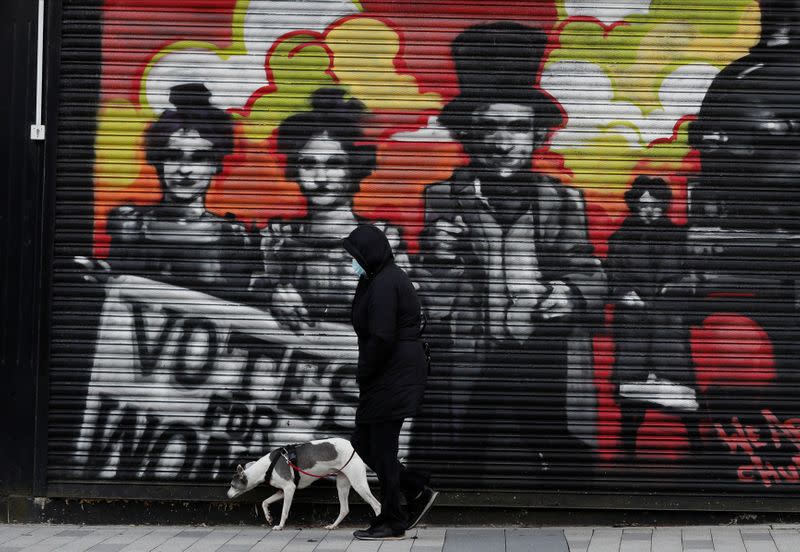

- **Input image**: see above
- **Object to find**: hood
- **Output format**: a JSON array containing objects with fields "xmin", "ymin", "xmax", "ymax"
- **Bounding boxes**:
[{"xmin": 343, "ymin": 224, "xmax": 394, "ymax": 277}]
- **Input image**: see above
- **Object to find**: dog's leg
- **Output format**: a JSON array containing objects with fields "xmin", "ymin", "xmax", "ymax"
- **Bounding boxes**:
[
  {"xmin": 261, "ymin": 490, "xmax": 284, "ymax": 527},
  {"xmin": 325, "ymin": 474, "xmax": 352, "ymax": 530},
  {"xmin": 344, "ymin": 458, "xmax": 382, "ymax": 517},
  {"xmin": 273, "ymin": 483, "xmax": 295, "ymax": 531}
]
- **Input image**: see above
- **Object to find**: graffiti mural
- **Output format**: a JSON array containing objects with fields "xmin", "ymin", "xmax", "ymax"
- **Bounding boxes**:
[{"xmin": 53, "ymin": 0, "xmax": 800, "ymax": 492}]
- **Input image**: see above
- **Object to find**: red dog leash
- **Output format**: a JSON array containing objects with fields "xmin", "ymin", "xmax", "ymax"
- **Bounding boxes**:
[{"xmin": 281, "ymin": 448, "xmax": 357, "ymax": 479}]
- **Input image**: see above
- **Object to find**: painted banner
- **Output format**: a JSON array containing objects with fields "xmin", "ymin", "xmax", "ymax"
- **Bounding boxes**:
[{"xmin": 76, "ymin": 275, "xmax": 358, "ymax": 480}]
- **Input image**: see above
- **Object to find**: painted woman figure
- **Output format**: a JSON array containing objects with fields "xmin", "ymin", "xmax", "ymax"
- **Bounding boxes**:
[
  {"xmin": 607, "ymin": 176, "xmax": 700, "ymax": 456},
  {"xmin": 107, "ymin": 83, "xmax": 255, "ymax": 299},
  {"xmin": 253, "ymin": 87, "xmax": 406, "ymax": 329}
]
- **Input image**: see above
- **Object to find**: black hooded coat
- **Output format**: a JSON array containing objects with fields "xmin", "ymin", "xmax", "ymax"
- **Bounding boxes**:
[{"xmin": 343, "ymin": 225, "xmax": 428, "ymax": 423}]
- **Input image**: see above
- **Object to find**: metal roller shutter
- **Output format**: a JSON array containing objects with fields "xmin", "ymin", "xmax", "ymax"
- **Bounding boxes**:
[{"xmin": 48, "ymin": 0, "xmax": 800, "ymax": 506}]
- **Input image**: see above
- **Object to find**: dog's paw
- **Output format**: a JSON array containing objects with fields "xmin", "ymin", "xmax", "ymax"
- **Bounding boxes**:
[
  {"xmin": 272, "ymin": 525, "xmax": 284, "ymax": 531},
  {"xmin": 324, "ymin": 524, "xmax": 339, "ymax": 530}
]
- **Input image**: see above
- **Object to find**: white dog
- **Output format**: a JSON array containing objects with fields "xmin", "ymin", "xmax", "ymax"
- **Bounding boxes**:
[{"xmin": 227, "ymin": 437, "xmax": 381, "ymax": 530}]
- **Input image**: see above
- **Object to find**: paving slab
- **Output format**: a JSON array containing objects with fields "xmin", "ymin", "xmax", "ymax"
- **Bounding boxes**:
[
  {"xmin": 587, "ymin": 528, "xmax": 623, "ymax": 552},
  {"xmin": 683, "ymin": 526, "xmax": 714, "ymax": 551},
  {"xmin": 281, "ymin": 529, "xmax": 329, "ymax": 552},
  {"xmin": 710, "ymin": 526, "xmax": 747, "ymax": 552},
  {"xmin": 183, "ymin": 527, "xmax": 239, "ymax": 552},
  {"xmin": 740, "ymin": 529, "xmax": 779, "ymax": 552},
  {"xmin": 0, "ymin": 525, "xmax": 38, "ymax": 546},
  {"xmin": 442, "ymin": 528, "xmax": 505, "ymax": 552},
  {"xmin": 376, "ymin": 535, "xmax": 415, "ymax": 552},
  {"xmin": 345, "ymin": 538, "xmax": 382, "ymax": 552},
  {"xmin": 18, "ymin": 534, "xmax": 86, "ymax": 552},
  {"xmin": 650, "ymin": 527, "xmax": 682, "ymax": 552},
  {"xmin": 249, "ymin": 529, "xmax": 299, "ymax": 552},
  {"xmin": 1, "ymin": 525, "xmax": 65, "ymax": 549},
  {"xmin": 564, "ymin": 527, "xmax": 592, "ymax": 552},
  {"xmin": 117, "ymin": 527, "xmax": 186, "ymax": 552},
  {"xmin": 313, "ymin": 530, "xmax": 353, "ymax": 552},
  {"xmin": 769, "ymin": 529, "xmax": 800, "ymax": 552},
  {"xmin": 221, "ymin": 527, "xmax": 274, "ymax": 551},
  {"xmin": 410, "ymin": 528, "xmax": 445, "ymax": 552},
  {"xmin": 152, "ymin": 529, "xmax": 207, "ymax": 552},
  {"xmin": 506, "ymin": 528, "xmax": 569, "ymax": 552},
  {"xmin": 620, "ymin": 528, "xmax": 652, "ymax": 552},
  {"xmin": 58, "ymin": 528, "xmax": 127, "ymax": 552},
  {"xmin": 88, "ymin": 526, "xmax": 156, "ymax": 549},
  {"xmin": 13, "ymin": 526, "xmax": 112, "ymax": 552}
]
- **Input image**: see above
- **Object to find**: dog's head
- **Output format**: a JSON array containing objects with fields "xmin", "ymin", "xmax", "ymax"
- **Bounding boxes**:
[
  {"xmin": 227, "ymin": 449, "xmax": 285, "ymax": 500},
  {"xmin": 227, "ymin": 463, "xmax": 253, "ymax": 499}
]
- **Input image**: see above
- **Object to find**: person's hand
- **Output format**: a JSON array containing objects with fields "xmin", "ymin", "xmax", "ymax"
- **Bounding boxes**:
[
  {"xmin": 621, "ymin": 290, "xmax": 645, "ymax": 308},
  {"xmin": 505, "ymin": 281, "xmax": 549, "ymax": 319},
  {"xmin": 429, "ymin": 215, "xmax": 467, "ymax": 261},
  {"xmin": 271, "ymin": 284, "xmax": 315, "ymax": 331},
  {"xmin": 505, "ymin": 284, "xmax": 548, "ymax": 341},
  {"xmin": 73, "ymin": 255, "xmax": 112, "ymax": 284},
  {"xmin": 540, "ymin": 281, "xmax": 574, "ymax": 320}
]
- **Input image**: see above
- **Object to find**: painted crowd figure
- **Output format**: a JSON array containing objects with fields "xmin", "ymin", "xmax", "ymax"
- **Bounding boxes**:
[
  {"xmin": 608, "ymin": 176, "xmax": 698, "ymax": 411},
  {"xmin": 688, "ymin": 0, "xmax": 800, "ymax": 232},
  {"xmin": 248, "ymin": 87, "xmax": 409, "ymax": 437},
  {"xmin": 252, "ymin": 87, "xmax": 407, "ymax": 328},
  {"xmin": 414, "ymin": 22, "xmax": 607, "ymax": 477},
  {"xmin": 684, "ymin": 0, "xmax": 800, "ymax": 411},
  {"xmin": 107, "ymin": 83, "xmax": 255, "ymax": 299},
  {"xmin": 606, "ymin": 176, "xmax": 700, "ymax": 458}
]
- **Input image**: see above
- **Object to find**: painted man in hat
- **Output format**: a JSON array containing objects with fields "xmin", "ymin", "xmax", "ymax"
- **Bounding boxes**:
[{"xmin": 414, "ymin": 22, "xmax": 606, "ymax": 472}]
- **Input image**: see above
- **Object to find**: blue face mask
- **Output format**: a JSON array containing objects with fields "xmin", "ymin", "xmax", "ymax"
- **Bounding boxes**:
[{"xmin": 351, "ymin": 258, "xmax": 367, "ymax": 278}]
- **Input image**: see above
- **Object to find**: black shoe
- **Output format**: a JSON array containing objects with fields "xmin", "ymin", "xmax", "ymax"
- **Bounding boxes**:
[
  {"xmin": 406, "ymin": 486, "xmax": 439, "ymax": 529},
  {"xmin": 353, "ymin": 524, "xmax": 405, "ymax": 540}
]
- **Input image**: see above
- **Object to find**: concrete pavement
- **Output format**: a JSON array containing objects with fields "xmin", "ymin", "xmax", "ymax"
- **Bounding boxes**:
[{"xmin": 2, "ymin": 523, "xmax": 800, "ymax": 551}]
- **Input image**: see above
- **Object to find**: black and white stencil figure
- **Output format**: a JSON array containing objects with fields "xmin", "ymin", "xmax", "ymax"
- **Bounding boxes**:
[
  {"xmin": 607, "ymin": 176, "xmax": 700, "ymax": 457},
  {"xmin": 687, "ymin": 0, "xmax": 800, "ymax": 389},
  {"xmin": 107, "ymin": 83, "xmax": 255, "ymax": 298},
  {"xmin": 253, "ymin": 87, "xmax": 407, "ymax": 328},
  {"xmin": 680, "ymin": 0, "xmax": 800, "ymax": 471},
  {"xmin": 609, "ymin": 176, "xmax": 697, "ymax": 410},
  {"xmin": 688, "ymin": 2, "xmax": 800, "ymax": 231},
  {"xmin": 414, "ymin": 22, "xmax": 607, "ymax": 478}
]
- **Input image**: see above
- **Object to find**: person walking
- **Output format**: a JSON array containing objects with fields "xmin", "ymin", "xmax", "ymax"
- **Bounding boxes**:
[{"xmin": 343, "ymin": 224, "xmax": 438, "ymax": 540}]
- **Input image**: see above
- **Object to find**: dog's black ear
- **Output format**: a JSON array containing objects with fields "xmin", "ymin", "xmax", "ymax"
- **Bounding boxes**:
[{"xmin": 236, "ymin": 464, "xmax": 244, "ymax": 475}]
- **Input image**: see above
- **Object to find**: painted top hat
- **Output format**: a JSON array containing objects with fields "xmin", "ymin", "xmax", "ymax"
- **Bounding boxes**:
[{"xmin": 439, "ymin": 21, "xmax": 564, "ymax": 141}]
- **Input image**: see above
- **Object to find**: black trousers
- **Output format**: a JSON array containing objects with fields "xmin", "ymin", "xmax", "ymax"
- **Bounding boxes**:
[
  {"xmin": 351, "ymin": 419, "xmax": 429, "ymax": 531},
  {"xmin": 479, "ymin": 329, "xmax": 579, "ymax": 475}
]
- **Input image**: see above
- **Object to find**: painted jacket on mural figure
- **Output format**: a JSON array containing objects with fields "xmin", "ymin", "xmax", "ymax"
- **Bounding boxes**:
[
  {"xmin": 343, "ymin": 225, "xmax": 428, "ymax": 423},
  {"xmin": 606, "ymin": 216, "xmax": 688, "ymax": 305},
  {"xmin": 251, "ymin": 217, "xmax": 410, "ymax": 322},
  {"xmin": 605, "ymin": 215, "xmax": 694, "ymax": 387},
  {"xmin": 107, "ymin": 204, "xmax": 256, "ymax": 298},
  {"xmin": 417, "ymin": 167, "xmax": 606, "ymax": 351},
  {"xmin": 416, "ymin": 167, "xmax": 607, "ymax": 446}
]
